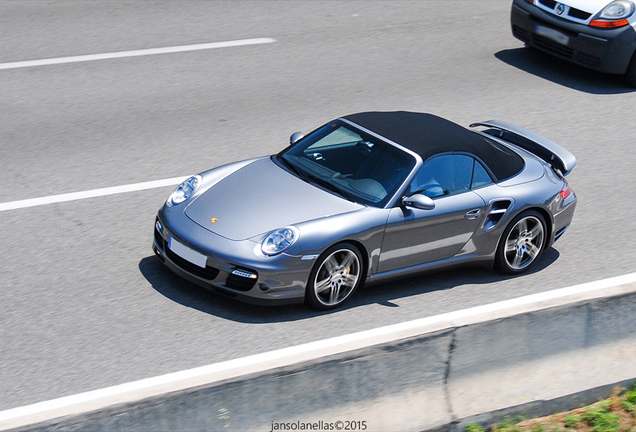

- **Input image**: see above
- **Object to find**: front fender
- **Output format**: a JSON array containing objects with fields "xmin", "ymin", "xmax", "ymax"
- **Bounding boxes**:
[{"xmin": 287, "ymin": 207, "xmax": 391, "ymax": 276}]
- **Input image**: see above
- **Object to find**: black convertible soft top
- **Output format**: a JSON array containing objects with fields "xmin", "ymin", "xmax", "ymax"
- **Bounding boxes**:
[{"xmin": 343, "ymin": 111, "xmax": 524, "ymax": 182}]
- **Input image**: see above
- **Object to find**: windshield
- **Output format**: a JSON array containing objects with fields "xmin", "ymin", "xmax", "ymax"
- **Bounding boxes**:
[{"xmin": 278, "ymin": 120, "xmax": 417, "ymax": 207}]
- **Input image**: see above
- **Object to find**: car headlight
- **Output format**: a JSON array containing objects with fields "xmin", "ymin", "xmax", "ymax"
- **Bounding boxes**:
[
  {"xmin": 590, "ymin": 0, "xmax": 634, "ymax": 26},
  {"xmin": 261, "ymin": 227, "xmax": 299, "ymax": 256},
  {"xmin": 599, "ymin": 0, "xmax": 634, "ymax": 18},
  {"xmin": 167, "ymin": 175, "xmax": 201, "ymax": 206}
]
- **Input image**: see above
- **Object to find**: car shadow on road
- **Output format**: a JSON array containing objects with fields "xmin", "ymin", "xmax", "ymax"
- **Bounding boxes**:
[
  {"xmin": 139, "ymin": 247, "xmax": 560, "ymax": 324},
  {"xmin": 495, "ymin": 47, "xmax": 635, "ymax": 94}
]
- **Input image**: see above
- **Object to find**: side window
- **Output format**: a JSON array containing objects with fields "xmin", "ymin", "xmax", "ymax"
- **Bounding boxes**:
[
  {"xmin": 409, "ymin": 154, "xmax": 473, "ymax": 198},
  {"xmin": 471, "ymin": 160, "xmax": 493, "ymax": 189}
]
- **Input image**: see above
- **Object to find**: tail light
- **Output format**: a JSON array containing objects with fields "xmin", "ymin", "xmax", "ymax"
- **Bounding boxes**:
[{"xmin": 559, "ymin": 180, "xmax": 572, "ymax": 199}]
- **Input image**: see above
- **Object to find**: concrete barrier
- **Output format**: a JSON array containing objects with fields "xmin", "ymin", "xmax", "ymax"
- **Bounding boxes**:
[{"xmin": 2, "ymin": 273, "xmax": 636, "ymax": 432}]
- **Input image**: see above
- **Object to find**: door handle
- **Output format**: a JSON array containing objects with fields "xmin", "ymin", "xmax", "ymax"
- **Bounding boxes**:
[{"xmin": 465, "ymin": 209, "xmax": 482, "ymax": 220}]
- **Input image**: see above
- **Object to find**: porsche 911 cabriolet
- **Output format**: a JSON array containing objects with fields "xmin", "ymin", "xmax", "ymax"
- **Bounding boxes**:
[{"xmin": 153, "ymin": 111, "xmax": 577, "ymax": 309}]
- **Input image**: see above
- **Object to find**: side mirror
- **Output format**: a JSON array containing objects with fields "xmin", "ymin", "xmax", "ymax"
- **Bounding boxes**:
[
  {"xmin": 402, "ymin": 194, "xmax": 435, "ymax": 210},
  {"xmin": 290, "ymin": 131, "xmax": 304, "ymax": 145}
]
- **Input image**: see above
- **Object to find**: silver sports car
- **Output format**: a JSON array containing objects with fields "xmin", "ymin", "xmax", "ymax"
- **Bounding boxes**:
[{"xmin": 153, "ymin": 112, "xmax": 577, "ymax": 310}]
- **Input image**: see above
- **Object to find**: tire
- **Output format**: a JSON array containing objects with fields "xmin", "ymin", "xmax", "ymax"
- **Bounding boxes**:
[
  {"xmin": 495, "ymin": 210, "xmax": 547, "ymax": 274},
  {"xmin": 625, "ymin": 51, "xmax": 636, "ymax": 88},
  {"xmin": 305, "ymin": 243, "xmax": 363, "ymax": 310}
]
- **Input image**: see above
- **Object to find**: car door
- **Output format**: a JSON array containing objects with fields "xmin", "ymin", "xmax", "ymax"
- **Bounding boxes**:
[{"xmin": 377, "ymin": 154, "xmax": 487, "ymax": 273}]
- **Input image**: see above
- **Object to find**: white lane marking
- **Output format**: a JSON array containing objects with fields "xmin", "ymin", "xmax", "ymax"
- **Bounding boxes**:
[
  {"xmin": 0, "ymin": 38, "xmax": 276, "ymax": 70},
  {"xmin": 0, "ymin": 176, "xmax": 188, "ymax": 212},
  {"xmin": 0, "ymin": 272, "xmax": 635, "ymax": 430}
]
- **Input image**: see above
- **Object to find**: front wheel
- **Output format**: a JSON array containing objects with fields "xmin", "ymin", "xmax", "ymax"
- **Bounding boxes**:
[
  {"xmin": 495, "ymin": 211, "xmax": 547, "ymax": 274},
  {"xmin": 305, "ymin": 243, "xmax": 363, "ymax": 310}
]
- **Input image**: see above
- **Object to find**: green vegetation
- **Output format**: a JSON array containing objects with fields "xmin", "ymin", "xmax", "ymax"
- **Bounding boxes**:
[
  {"xmin": 581, "ymin": 403, "xmax": 620, "ymax": 432},
  {"xmin": 465, "ymin": 384, "xmax": 636, "ymax": 432},
  {"xmin": 467, "ymin": 424, "xmax": 487, "ymax": 432},
  {"xmin": 564, "ymin": 415, "xmax": 581, "ymax": 429}
]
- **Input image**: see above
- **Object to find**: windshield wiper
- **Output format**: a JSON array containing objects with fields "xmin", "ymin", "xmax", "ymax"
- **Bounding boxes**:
[
  {"xmin": 277, "ymin": 156, "xmax": 307, "ymax": 179},
  {"xmin": 277, "ymin": 156, "xmax": 354, "ymax": 201},
  {"xmin": 305, "ymin": 173, "xmax": 353, "ymax": 201}
]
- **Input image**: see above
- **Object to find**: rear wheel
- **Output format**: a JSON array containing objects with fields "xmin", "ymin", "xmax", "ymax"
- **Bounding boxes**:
[
  {"xmin": 496, "ymin": 211, "xmax": 547, "ymax": 274},
  {"xmin": 305, "ymin": 243, "xmax": 363, "ymax": 310}
]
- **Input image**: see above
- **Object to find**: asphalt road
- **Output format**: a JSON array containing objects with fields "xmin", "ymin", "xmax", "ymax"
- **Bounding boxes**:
[{"xmin": 1, "ymin": 1, "xmax": 635, "ymax": 411}]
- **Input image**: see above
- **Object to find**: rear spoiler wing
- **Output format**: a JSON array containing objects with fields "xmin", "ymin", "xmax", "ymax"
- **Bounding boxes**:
[{"xmin": 470, "ymin": 120, "xmax": 576, "ymax": 176}]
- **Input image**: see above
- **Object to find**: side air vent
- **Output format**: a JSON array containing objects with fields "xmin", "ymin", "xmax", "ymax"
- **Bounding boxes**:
[{"xmin": 483, "ymin": 200, "xmax": 512, "ymax": 231}]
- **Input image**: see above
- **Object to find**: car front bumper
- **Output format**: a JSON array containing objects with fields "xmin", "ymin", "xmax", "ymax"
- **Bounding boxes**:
[
  {"xmin": 153, "ymin": 207, "xmax": 313, "ymax": 306},
  {"xmin": 511, "ymin": 0, "xmax": 636, "ymax": 74}
]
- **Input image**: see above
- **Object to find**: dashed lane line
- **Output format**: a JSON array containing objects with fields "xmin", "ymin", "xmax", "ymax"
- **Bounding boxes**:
[
  {"xmin": 0, "ymin": 38, "xmax": 276, "ymax": 70},
  {"xmin": 0, "ymin": 176, "xmax": 188, "ymax": 212}
]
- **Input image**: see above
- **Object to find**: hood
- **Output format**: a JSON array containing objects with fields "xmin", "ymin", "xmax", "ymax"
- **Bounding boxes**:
[{"xmin": 185, "ymin": 157, "xmax": 364, "ymax": 240}]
